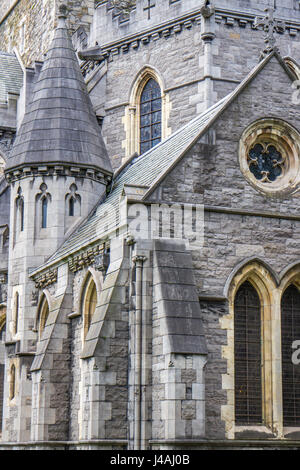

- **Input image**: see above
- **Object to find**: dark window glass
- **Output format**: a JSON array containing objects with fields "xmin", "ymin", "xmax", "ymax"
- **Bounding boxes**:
[
  {"xmin": 281, "ymin": 285, "xmax": 300, "ymax": 426},
  {"xmin": 42, "ymin": 198, "xmax": 48, "ymax": 229},
  {"xmin": 234, "ymin": 281, "xmax": 262, "ymax": 425},
  {"xmin": 14, "ymin": 292, "xmax": 19, "ymax": 334},
  {"xmin": 248, "ymin": 143, "xmax": 284, "ymax": 183},
  {"xmin": 69, "ymin": 197, "xmax": 75, "ymax": 217},
  {"xmin": 19, "ymin": 198, "xmax": 24, "ymax": 232},
  {"xmin": 140, "ymin": 78, "xmax": 162, "ymax": 154}
]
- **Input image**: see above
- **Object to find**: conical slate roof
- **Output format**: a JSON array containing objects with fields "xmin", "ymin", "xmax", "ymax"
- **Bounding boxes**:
[{"xmin": 5, "ymin": 6, "xmax": 112, "ymax": 176}]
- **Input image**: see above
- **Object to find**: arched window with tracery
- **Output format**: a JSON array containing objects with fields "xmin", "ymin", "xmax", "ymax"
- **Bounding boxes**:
[
  {"xmin": 65, "ymin": 184, "xmax": 81, "ymax": 218},
  {"xmin": 82, "ymin": 276, "xmax": 97, "ymax": 339},
  {"xmin": 281, "ymin": 284, "xmax": 300, "ymax": 426},
  {"xmin": 35, "ymin": 183, "xmax": 51, "ymax": 232},
  {"xmin": 234, "ymin": 281, "xmax": 262, "ymax": 425},
  {"xmin": 140, "ymin": 78, "xmax": 162, "ymax": 154}
]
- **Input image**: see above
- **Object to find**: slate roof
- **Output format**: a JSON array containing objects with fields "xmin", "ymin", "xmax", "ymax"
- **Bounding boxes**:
[
  {"xmin": 31, "ymin": 50, "xmax": 294, "ymax": 276},
  {"xmin": 0, "ymin": 51, "xmax": 23, "ymax": 105},
  {"xmin": 5, "ymin": 13, "xmax": 112, "ymax": 175},
  {"xmin": 32, "ymin": 94, "xmax": 230, "ymax": 274}
]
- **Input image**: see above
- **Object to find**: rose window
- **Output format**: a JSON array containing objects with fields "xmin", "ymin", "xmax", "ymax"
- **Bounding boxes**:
[
  {"xmin": 248, "ymin": 143, "xmax": 285, "ymax": 183},
  {"xmin": 239, "ymin": 119, "xmax": 300, "ymax": 196}
]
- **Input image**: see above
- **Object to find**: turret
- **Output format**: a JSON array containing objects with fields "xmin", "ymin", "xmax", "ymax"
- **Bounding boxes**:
[{"xmin": 2, "ymin": 4, "xmax": 112, "ymax": 442}]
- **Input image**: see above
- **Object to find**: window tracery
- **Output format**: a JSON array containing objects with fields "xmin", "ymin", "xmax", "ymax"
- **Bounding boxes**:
[{"xmin": 239, "ymin": 119, "xmax": 300, "ymax": 195}]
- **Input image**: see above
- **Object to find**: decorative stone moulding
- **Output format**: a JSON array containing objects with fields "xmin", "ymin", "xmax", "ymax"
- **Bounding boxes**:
[
  {"xmin": 239, "ymin": 119, "xmax": 300, "ymax": 197},
  {"xmin": 80, "ymin": 13, "xmax": 202, "ymax": 78},
  {"xmin": 5, "ymin": 164, "xmax": 112, "ymax": 184},
  {"xmin": 34, "ymin": 269, "xmax": 58, "ymax": 289},
  {"xmin": 68, "ymin": 243, "xmax": 107, "ymax": 273}
]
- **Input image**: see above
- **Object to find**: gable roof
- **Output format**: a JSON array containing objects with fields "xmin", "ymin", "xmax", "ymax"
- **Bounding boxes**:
[{"xmin": 30, "ymin": 51, "xmax": 295, "ymax": 276}]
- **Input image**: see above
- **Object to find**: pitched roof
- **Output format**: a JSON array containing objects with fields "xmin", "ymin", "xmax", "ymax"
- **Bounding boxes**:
[
  {"xmin": 0, "ymin": 51, "xmax": 23, "ymax": 105},
  {"xmin": 5, "ymin": 11, "xmax": 112, "ymax": 175},
  {"xmin": 31, "ymin": 95, "xmax": 230, "ymax": 274},
  {"xmin": 31, "ymin": 51, "xmax": 294, "ymax": 275}
]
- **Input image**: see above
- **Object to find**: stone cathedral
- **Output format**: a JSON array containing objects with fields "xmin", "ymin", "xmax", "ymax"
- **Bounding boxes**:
[{"xmin": 0, "ymin": 0, "xmax": 300, "ymax": 451}]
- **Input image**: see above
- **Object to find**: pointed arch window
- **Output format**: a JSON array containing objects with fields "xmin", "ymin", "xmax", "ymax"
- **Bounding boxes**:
[
  {"xmin": 140, "ymin": 78, "xmax": 162, "ymax": 154},
  {"xmin": 38, "ymin": 295, "xmax": 49, "ymax": 339},
  {"xmin": 281, "ymin": 284, "xmax": 300, "ymax": 427},
  {"xmin": 15, "ymin": 188, "xmax": 24, "ymax": 235},
  {"xmin": 82, "ymin": 276, "xmax": 97, "ymax": 339},
  {"xmin": 234, "ymin": 281, "xmax": 262, "ymax": 425},
  {"xmin": 36, "ymin": 184, "xmax": 51, "ymax": 232},
  {"xmin": 65, "ymin": 184, "xmax": 81, "ymax": 218}
]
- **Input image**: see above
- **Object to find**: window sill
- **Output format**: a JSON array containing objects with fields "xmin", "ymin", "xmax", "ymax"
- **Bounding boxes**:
[
  {"xmin": 234, "ymin": 426, "xmax": 276, "ymax": 440},
  {"xmin": 283, "ymin": 427, "xmax": 300, "ymax": 439}
]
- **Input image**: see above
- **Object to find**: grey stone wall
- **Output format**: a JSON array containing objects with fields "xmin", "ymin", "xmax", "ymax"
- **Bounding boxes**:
[
  {"xmin": 99, "ymin": 23, "xmax": 204, "ymax": 166},
  {"xmin": 0, "ymin": 0, "xmax": 94, "ymax": 66},
  {"xmin": 89, "ymin": 0, "xmax": 300, "ymax": 167},
  {"xmin": 147, "ymin": 54, "xmax": 300, "ymax": 438}
]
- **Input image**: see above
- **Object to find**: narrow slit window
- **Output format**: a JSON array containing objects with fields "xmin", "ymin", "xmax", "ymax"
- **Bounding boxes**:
[
  {"xmin": 19, "ymin": 198, "xmax": 24, "ymax": 232},
  {"xmin": 69, "ymin": 197, "xmax": 75, "ymax": 217},
  {"xmin": 42, "ymin": 197, "xmax": 48, "ymax": 228}
]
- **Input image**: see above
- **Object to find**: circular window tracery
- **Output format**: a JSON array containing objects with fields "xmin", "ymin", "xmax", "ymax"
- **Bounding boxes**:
[
  {"xmin": 248, "ymin": 142, "xmax": 284, "ymax": 183},
  {"xmin": 239, "ymin": 119, "xmax": 300, "ymax": 196}
]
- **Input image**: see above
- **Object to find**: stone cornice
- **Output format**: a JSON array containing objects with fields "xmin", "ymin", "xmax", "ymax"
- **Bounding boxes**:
[
  {"xmin": 30, "ymin": 242, "xmax": 109, "ymax": 288},
  {"xmin": 80, "ymin": 7, "xmax": 300, "ymax": 78},
  {"xmin": 81, "ymin": 8, "xmax": 202, "ymax": 77},
  {"xmin": 5, "ymin": 163, "xmax": 112, "ymax": 184},
  {"xmin": 33, "ymin": 269, "xmax": 58, "ymax": 289},
  {"xmin": 68, "ymin": 243, "xmax": 106, "ymax": 273}
]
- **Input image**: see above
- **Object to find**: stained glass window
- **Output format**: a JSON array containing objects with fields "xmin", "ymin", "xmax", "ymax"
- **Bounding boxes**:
[
  {"xmin": 248, "ymin": 142, "xmax": 284, "ymax": 183},
  {"xmin": 281, "ymin": 285, "xmax": 300, "ymax": 426},
  {"xmin": 140, "ymin": 78, "xmax": 162, "ymax": 154},
  {"xmin": 234, "ymin": 281, "xmax": 263, "ymax": 425}
]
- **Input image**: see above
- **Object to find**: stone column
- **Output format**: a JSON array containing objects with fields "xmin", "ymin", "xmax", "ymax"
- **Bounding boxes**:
[{"xmin": 132, "ymin": 254, "xmax": 147, "ymax": 450}]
